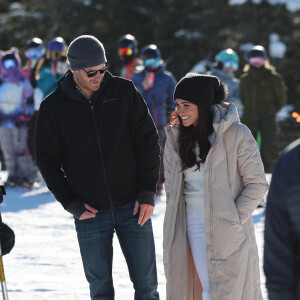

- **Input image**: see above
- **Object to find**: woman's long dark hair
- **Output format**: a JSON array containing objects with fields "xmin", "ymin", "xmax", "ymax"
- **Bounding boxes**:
[
  {"xmin": 170, "ymin": 108, "xmax": 213, "ymax": 171},
  {"xmin": 170, "ymin": 81, "xmax": 228, "ymax": 171}
]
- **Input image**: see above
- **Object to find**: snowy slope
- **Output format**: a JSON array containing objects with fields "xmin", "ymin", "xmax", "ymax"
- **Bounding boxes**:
[{"xmin": 0, "ymin": 174, "xmax": 271, "ymax": 299}]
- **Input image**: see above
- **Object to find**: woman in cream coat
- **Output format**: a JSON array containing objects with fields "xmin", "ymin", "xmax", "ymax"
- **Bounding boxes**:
[{"xmin": 163, "ymin": 73, "xmax": 268, "ymax": 300}]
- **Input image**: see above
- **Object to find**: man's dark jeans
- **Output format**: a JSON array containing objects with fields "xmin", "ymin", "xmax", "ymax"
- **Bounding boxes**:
[{"xmin": 74, "ymin": 200, "xmax": 159, "ymax": 300}]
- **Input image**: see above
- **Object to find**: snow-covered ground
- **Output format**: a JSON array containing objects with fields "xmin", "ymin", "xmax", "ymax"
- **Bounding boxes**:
[{"xmin": 0, "ymin": 173, "xmax": 271, "ymax": 299}]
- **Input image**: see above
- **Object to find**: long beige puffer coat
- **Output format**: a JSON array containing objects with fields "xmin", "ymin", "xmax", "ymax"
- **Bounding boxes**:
[{"xmin": 163, "ymin": 103, "xmax": 269, "ymax": 300}]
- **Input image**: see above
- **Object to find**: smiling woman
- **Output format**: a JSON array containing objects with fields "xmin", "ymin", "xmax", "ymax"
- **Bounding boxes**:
[
  {"xmin": 163, "ymin": 73, "xmax": 269, "ymax": 300},
  {"xmin": 175, "ymin": 99, "xmax": 199, "ymax": 127},
  {"xmin": 169, "ymin": 74, "xmax": 220, "ymax": 171}
]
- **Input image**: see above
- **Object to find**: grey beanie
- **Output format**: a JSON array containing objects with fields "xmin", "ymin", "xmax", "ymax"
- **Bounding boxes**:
[{"xmin": 67, "ymin": 35, "xmax": 107, "ymax": 70}]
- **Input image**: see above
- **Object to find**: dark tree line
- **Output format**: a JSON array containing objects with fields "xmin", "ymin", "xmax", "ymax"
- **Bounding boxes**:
[{"xmin": 0, "ymin": 0, "xmax": 299, "ymax": 109}]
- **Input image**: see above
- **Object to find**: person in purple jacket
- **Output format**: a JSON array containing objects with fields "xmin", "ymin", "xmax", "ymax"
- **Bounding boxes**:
[
  {"xmin": 0, "ymin": 49, "xmax": 36, "ymax": 188},
  {"xmin": 132, "ymin": 44, "xmax": 176, "ymax": 194}
]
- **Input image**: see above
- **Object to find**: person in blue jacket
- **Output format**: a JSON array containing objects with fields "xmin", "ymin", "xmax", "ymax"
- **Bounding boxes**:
[{"xmin": 132, "ymin": 44, "xmax": 176, "ymax": 194}]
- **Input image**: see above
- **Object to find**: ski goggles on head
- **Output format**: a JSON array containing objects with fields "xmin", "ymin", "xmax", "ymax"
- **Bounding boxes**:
[
  {"xmin": 82, "ymin": 66, "xmax": 109, "ymax": 78},
  {"xmin": 3, "ymin": 59, "xmax": 16, "ymax": 69},
  {"xmin": 223, "ymin": 61, "xmax": 238, "ymax": 71},
  {"xmin": 118, "ymin": 47, "xmax": 133, "ymax": 56},
  {"xmin": 26, "ymin": 49, "xmax": 42, "ymax": 60},
  {"xmin": 144, "ymin": 58, "xmax": 160, "ymax": 68},
  {"xmin": 249, "ymin": 57, "xmax": 266, "ymax": 67}
]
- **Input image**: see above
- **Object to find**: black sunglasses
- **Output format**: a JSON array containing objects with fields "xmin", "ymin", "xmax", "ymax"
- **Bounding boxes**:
[{"xmin": 82, "ymin": 66, "xmax": 109, "ymax": 78}]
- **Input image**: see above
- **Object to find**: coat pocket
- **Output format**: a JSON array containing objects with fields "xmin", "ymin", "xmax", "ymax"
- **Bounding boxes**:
[{"xmin": 212, "ymin": 216, "xmax": 246, "ymax": 260}]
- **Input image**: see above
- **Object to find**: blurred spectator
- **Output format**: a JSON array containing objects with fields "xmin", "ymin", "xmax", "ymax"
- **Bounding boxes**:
[
  {"xmin": 117, "ymin": 34, "xmax": 142, "ymax": 79},
  {"xmin": 0, "ymin": 48, "xmax": 36, "ymax": 188},
  {"xmin": 209, "ymin": 48, "xmax": 243, "ymax": 115},
  {"xmin": 131, "ymin": 44, "xmax": 176, "ymax": 194},
  {"xmin": 22, "ymin": 37, "xmax": 45, "ymax": 162},
  {"xmin": 264, "ymin": 138, "xmax": 300, "ymax": 299},
  {"xmin": 35, "ymin": 37, "xmax": 69, "ymax": 100},
  {"xmin": 22, "ymin": 37, "xmax": 45, "ymax": 83},
  {"xmin": 240, "ymin": 45, "xmax": 286, "ymax": 172}
]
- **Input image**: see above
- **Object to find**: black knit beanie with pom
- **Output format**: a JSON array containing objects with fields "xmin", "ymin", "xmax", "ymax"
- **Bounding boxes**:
[{"xmin": 173, "ymin": 73, "xmax": 228, "ymax": 111}]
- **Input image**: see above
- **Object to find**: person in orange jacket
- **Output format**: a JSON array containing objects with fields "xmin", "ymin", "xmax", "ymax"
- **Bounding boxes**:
[{"xmin": 117, "ymin": 34, "xmax": 142, "ymax": 79}]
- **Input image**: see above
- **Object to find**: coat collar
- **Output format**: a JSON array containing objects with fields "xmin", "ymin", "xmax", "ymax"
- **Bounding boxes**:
[
  {"xmin": 59, "ymin": 70, "xmax": 112, "ymax": 103},
  {"xmin": 212, "ymin": 103, "xmax": 240, "ymax": 141}
]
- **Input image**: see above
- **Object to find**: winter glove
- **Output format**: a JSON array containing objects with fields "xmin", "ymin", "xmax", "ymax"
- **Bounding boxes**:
[{"xmin": 0, "ymin": 223, "xmax": 15, "ymax": 255}]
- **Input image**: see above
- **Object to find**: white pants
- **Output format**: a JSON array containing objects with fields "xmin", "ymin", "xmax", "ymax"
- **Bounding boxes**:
[
  {"xmin": 0, "ymin": 127, "xmax": 36, "ymax": 182},
  {"xmin": 186, "ymin": 213, "xmax": 211, "ymax": 300}
]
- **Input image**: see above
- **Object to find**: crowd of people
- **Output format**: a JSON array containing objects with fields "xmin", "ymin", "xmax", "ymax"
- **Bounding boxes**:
[
  {"xmin": 0, "ymin": 36, "xmax": 69, "ymax": 188},
  {"xmin": 0, "ymin": 33, "xmax": 286, "ymax": 190},
  {"xmin": 0, "ymin": 32, "xmax": 296, "ymax": 300}
]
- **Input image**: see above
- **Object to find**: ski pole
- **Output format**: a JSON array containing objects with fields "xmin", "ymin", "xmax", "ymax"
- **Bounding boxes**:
[
  {"xmin": 256, "ymin": 130, "xmax": 261, "ymax": 152},
  {"xmin": 0, "ymin": 214, "xmax": 9, "ymax": 300},
  {"xmin": 0, "ymin": 163, "xmax": 9, "ymax": 299},
  {"xmin": 256, "ymin": 116, "xmax": 262, "ymax": 152}
]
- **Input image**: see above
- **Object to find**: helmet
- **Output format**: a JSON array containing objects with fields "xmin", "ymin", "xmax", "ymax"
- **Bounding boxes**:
[
  {"xmin": 215, "ymin": 48, "xmax": 239, "ymax": 71},
  {"xmin": 246, "ymin": 45, "xmax": 267, "ymax": 68},
  {"xmin": 25, "ymin": 37, "xmax": 45, "ymax": 60},
  {"xmin": 140, "ymin": 44, "xmax": 161, "ymax": 68},
  {"xmin": 46, "ymin": 37, "xmax": 67, "ymax": 60},
  {"xmin": 118, "ymin": 34, "xmax": 138, "ymax": 64},
  {"xmin": 26, "ymin": 37, "xmax": 44, "ymax": 51},
  {"xmin": 246, "ymin": 45, "xmax": 267, "ymax": 61}
]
